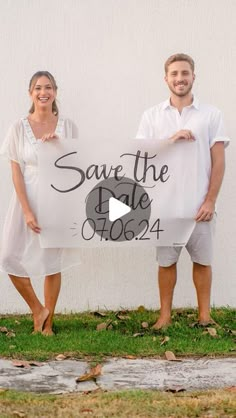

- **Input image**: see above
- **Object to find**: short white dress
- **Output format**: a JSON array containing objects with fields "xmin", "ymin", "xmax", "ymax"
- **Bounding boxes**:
[{"xmin": 0, "ymin": 117, "xmax": 81, "ymax": 277}]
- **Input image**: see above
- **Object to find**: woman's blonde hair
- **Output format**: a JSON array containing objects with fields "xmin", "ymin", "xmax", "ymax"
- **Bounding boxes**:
[{"xmin": 28, "ymin": 71, "xmax": 58, "ymax": 115}]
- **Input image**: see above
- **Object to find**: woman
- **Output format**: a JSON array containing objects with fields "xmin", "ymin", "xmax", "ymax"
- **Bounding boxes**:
[{"xmin": 0, "ymin": 71, "xmax": 80, "ymax": 335}]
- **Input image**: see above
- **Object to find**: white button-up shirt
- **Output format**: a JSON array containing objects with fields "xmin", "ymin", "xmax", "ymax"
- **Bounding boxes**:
[{"xmin": 136, "ymin": 96, "xmax": 230, "ymax": 210}]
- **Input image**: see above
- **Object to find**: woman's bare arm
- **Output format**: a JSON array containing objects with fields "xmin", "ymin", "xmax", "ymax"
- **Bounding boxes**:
[{"xmin": 11, "ymin": 161, "xmax": 41, "ymax": 233}]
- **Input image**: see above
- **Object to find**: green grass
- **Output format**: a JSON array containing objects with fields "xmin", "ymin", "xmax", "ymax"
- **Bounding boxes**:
[
  {"xmin": 0, "ymin": 308, "xmax": 235, "ymax": 361},
  {"xmin": 0, "ymin": 388, "xmax": 236, "ymax": 417}
]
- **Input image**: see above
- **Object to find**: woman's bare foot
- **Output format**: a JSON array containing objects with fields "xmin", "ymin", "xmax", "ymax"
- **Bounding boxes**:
[
  {"xmin": 152, "ymin": 317, "xmax": 172, "ymax": 330},
  {"xmin": 33, "ymin": 307, "xmax": 49, "ymax": 333},
  {"xmin": 42, "ymin": 313, "xmax": 55, "ymax": 336}
]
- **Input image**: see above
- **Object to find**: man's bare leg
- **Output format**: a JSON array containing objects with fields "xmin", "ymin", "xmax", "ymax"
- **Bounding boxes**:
[
  {"xmin": 42, "ymin": 272, "xmax": 61, "ymax": 335},
  {"xmin": 9, "ymin": 275, "xmax": 49, "ymax": 332},
  {"xmin": 152, "ymin": 263, "xmax": 177, "ymax": 329},
  {"xmin": 192, "ymin": 262, "xmax": 212, "ymax": 323}
]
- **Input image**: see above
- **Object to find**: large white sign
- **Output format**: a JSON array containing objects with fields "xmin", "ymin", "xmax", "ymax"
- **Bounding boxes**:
[{"xmin": 38, "ymin": 139, "xmax": 198, "ymax": 248}]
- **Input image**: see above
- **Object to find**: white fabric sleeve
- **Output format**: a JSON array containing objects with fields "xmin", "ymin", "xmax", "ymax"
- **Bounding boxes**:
[
  {"xmin": 63, "ymin": 118, "xmax": 78, "ymax": 139},
  {"xmin": 0, "ymin": 122, "xmax": 24, "ymax": 169},
  {"xmin": 136, "ymin": 111, "xmax": 154, "ymax": 139},
  {"xmin": 63, "ymin": 118, "xmax": 73, "ymax": 138},
  {"xmin": 209, "ymin": 110, "xmax": 230, "ymax": 148}
]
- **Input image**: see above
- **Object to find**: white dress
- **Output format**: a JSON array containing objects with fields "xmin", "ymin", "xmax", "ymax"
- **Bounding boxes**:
[{"xmin": 0, "ymin": 117, "xmax": 81, "ymax": 277}]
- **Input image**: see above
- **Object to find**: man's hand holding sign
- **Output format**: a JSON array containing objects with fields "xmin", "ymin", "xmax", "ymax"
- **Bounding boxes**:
[{"xmin": 169, "ymin": 129, "xmax": 195, "ymax": 143}]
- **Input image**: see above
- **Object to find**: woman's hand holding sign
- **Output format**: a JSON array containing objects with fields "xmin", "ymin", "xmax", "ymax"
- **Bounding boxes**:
[{"xmin": 41, "ymin": 133, "xmax": 59, "ymax": 142}]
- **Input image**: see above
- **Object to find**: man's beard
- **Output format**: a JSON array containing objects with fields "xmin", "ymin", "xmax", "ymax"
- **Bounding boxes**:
[{"xmin": 168, "ymin": 82, "xmax": 193, "ymax": 97}]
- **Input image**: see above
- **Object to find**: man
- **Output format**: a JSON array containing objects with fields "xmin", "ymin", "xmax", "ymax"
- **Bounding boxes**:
[{"xmin": 136, "ymin": 53, "xmax": 229, "ymax": 329}]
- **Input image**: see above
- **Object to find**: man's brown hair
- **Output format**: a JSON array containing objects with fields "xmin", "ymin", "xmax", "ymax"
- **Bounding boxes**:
[{"xmin": 164, "ymin": 53, "xmax": 195, "ymax": 74}]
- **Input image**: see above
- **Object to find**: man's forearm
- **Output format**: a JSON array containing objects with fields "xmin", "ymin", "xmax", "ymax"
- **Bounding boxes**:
[{"xmin": 205, "ymin": 142, "xmax": 225, "ymax": 204}]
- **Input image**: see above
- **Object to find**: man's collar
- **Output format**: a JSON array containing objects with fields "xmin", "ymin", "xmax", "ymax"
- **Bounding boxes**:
[{"xmin": 163, "ymin": 96, "xmax": 199, "ymax": 110}]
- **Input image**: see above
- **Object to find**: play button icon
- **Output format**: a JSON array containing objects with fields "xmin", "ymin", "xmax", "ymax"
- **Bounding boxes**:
[
  {"xmin": 109, "ymin": 197, "xmax": 131, "ymax": 222},
  {"xmin": 85, "ymin": 176, "xmax": 151, "ymax": 242}
]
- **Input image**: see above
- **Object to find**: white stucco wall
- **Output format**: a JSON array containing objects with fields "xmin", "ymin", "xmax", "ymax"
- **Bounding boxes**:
[{"xmin": 0, "ymin": 0, "xmax": 235, "ymax": 313}]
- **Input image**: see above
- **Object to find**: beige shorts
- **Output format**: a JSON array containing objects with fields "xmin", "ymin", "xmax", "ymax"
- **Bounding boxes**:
[{"xmin": 156, "ymin": 215, "xmax": 216, "ymax": 267}]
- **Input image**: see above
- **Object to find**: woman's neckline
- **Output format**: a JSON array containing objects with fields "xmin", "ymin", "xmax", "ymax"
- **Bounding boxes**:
[
  {"xmin": 23, "ymin": 116, "xmax": 62, "ymax": 143},
  {"xmin": 28, "ymin": 114, "xmax": 58, "ymax": 125}
]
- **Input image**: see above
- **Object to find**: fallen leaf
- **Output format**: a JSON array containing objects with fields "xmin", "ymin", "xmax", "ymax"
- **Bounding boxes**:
[
  {"xmin": 12, "ymin": 360, "xmax": 43, "ymax": 367},
  {"xmin": 89, "ymin": 364, "xmax": 102, "ymax": 377},
  {"xmin": 116, "ymin": 314, "xmax": 131, "ymax": 320},
  {"xmin": 12, "ymin": 411, "xmax": 26, "ymax": 418},
  {"xmin": 14, "ymin": 320, "xmax": 21, "ymax": 325},
  {"xmin": 189, "ymin": 322, "xmax": 199, "ymax": 328},
  {"xmin": 93, "ymin": 311, "xmax": 107, "ymax": 317},
  {"xmin": 0, "ymin": 327, "xmax": 8, "ymax": 333},
  {"xmin": 12, "ymin": 360, "xmax": 31, "ymax": 368},
  {"xmin": 225, "ymin": 386, "xmax": 236, "ymax": 392},
  {"xmin": 76, "ymin": 364, "xmax": 102, "ymax": 383},
  {"xmin": 6, "ymin": 331, "xmax": 16, "ymax": 338},
  {"xmin": 205, "ymin": 327, "xmax": 217, "ymax": 337},
  {"xmin": 9, "ymin": 345, "xmax": 16, "ymax": 349},
  {"xmin": 141, "ymin": 322, "xmax": 149, "ymax": 329},
  {"xmin": 202, "ymin": 320, "xmax": 219, "ymax": 327},
  {"xmin": 55, "ymin": 354, "xmax": 67, "ymax": 361},
  {"xmin": 28, "ymin": 361, "xmax": 44, "ymax": 367},
  {"xmin": 116, "ymin": 309, "xmax": 128, "ymax": 315},
  {"xmin": 164, "ymin": 351, "xmax": 181, "ymax": 361},
  {"xmin": 96, "ymin": 322, "xmax": 107, "ymax": 331},
  {"xmin": 137, "ymin": 305, "xmax": 146, "ymax": 312},
  {"xmin": 165, "ymin": 351, "xmax": 176, "ymax": 361},
  {"xmin": 174, "ymin": 309, "xmax": 184, "ymax": 316},
  {"xmin": 123, "ymin": 355, "xmax": 137, "ymax": 359},
  {"xmin": 96, "ymin": 320, "xmax": 113, "ymax": 331},
  {"xmin": 165, "ymin": 385, "xmax": 186, "ymax": 393},
  {"xmin": 80, "ymin": 408, "xmax": 93, "ymax": 414},
  {"xmin": 107, "ymin": 324, "xmax": 113, "ymax": 330},
  {"xmin": 152, "ymin": 337, "xmax": 157, "ymax": 341},
  {"xmin": 82, "ymin": 388, "xmax": 101, "ymax": 395},
  {"xmin": 132, "ymin": 332, "xmax": 145, "ymax": 337},
  {"xmin": 160, "ymin": 336, "xmax": 170, "ymax": 346}
]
